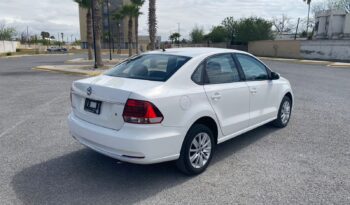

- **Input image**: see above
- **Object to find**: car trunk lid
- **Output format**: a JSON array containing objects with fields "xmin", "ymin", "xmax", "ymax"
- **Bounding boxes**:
[{"xmin": 71, "ymin": 75, "xmax": 162, "ymax": 130}]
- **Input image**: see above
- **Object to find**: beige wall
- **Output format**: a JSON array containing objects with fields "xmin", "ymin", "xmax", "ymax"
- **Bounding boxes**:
[
  {"xmin": 249, "ymin": 40, "xmax": 350, "ymax": 61},
  {"xmin": 248, "ymin": 40, "xmax": 301, "ymax": 59}
]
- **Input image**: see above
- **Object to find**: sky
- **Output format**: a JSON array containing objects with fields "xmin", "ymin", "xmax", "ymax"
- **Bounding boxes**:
[{"xmin": 0, "ymin": 0, "xmax": 318, "ymax": 41}]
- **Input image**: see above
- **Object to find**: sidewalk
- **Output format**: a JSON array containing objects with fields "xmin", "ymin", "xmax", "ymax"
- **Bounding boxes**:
[
  {"xmin": 259, "ymin": 57, "xmax": 350, "ymax": 68},
  {"xmin": 33, "ymin": 65, "xmax": 109, "ymax": 76},
  {"xmin": 33, "ymin": 57, "xmax": 126, "ymax": 76}
]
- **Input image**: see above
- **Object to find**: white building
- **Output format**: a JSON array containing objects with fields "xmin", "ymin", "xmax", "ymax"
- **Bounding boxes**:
[{"xmin": 314, "ymin": 10, "xmax": 350, "ymax": 39}]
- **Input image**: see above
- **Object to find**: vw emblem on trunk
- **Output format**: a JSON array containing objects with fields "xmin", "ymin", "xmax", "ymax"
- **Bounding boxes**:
[{"xmin": 87, "ymin": 87, "xmax": 92, "ymax": 96}]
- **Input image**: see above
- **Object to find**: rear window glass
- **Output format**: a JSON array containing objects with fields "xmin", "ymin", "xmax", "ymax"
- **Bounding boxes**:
[{"xmin": 105, "ymin": 54, "xmax": 191, "ymax": 82}]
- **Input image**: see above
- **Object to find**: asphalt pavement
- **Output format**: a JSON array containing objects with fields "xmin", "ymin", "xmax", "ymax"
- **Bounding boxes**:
[{"xmin": 0, "ymin": 54, "xmax": 349, "ymax": 204}]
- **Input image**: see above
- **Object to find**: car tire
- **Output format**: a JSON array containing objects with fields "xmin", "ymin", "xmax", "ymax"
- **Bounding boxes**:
[
  {"xmin": 272, "ymin": 96, "xmax": 292, "ymax": 128},
  {"xmin": 176, "ymin": 124, "xmax": 215, "ymax": 175}
]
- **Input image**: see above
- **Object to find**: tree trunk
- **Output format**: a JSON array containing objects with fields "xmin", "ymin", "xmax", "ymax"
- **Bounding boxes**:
[
  {"xmin": 135, "ymin": 16, "xmax": 139, "ymax": 54},
  {"xmin": 117, "ymin": 22, "xmax": 121, "ymax": 54},
  {"xmin": 128, "ymin": 16, "xmax": 133, "ymax": 57},
  {"xmin": 92, "ymin": 0, "xmax": 103, "ymax": 67},
  {"xmin": 86, "ymin": 9, "xmax": 93, "ymax": 60},
  {"xmin": 148, "ymin": 0, "xmax": 157, "ymax": 50}
]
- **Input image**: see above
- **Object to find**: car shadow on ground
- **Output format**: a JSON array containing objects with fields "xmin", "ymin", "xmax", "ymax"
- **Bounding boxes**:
[{"xmin": 11, "ymin": 124, "xmax": 279, "ymax": 204}]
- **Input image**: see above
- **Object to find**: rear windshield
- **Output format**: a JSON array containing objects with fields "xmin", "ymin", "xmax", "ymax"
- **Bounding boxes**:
[{"xmin": 105, "ymin": 54, "xmax": 191, "ymax": 82}]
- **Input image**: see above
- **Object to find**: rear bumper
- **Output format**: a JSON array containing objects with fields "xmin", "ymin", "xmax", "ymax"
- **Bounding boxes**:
[{"xmin": 68, "ymin": 113, "xmax": 184, "ymax": 164}]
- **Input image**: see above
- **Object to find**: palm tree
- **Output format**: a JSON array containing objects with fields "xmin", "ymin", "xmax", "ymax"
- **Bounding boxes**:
[
  {"xmin": 131, "ymin": 0, "xmax": 145, "ymax": 54},
  {"xmin": 169, "ymin": 33, "xmax": 180, "ymax": 45},
  {"xmin": 92, "ymin": 0, "xmax": 103, "ymax": 67},
  {"xmin": 303, "ymin": 0, "xmax": 312, "ymax": 36},
  {"xmin": 113, "ymin": 13, "xmax": 123, "ymax": 55},
  {"xmin": 120, "ymin": 4, "xmax": 138, "ymax": 57},
  {"xmin": 148, "ymin": 0, "xmax": 157, "ymax": 50},
  {"xmin": 74, "ymin": 0, "xmax": 93, "ymax": 60}
]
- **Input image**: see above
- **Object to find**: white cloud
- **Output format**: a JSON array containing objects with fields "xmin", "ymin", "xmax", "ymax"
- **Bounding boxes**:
[
  {"xmin": 0, "ymin": 0, "xmax": 314, "ymax": 41},
  {"xmin": 0, "ymin": 0, "xmax": 80, "ymax": 40}
]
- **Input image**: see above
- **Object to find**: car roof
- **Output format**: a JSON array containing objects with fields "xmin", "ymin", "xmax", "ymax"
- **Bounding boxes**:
[{"xmin": 146, "ymin": 47, "xmax": 248, "ymax": 58}]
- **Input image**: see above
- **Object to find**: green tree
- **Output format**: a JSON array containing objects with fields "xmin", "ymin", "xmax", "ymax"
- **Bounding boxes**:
[
  {"xmin": 41, "ymin": 31, "xmax": 50, "ymax": 39},
  {"xmin": 169, "ymin": 32, "xmax": 181, "ymax": 44},
  {"xmin": 221, "ymin": 17, "xmax": 238, "ymax": 44},
  {"xmin": 0, "ymin": 24, "xmax": 17, "ymax": 41},
  {"xmin": 235, "ymin": 17, "xmax": 274, "ymax": 44},
  {"xmin": 120, "ymin": 4, "xmax": 138, "ymax": 56},
  {"xmin": 190, "ymin": 26, "xmax": 205, "ymax": 43},
  {"xmin": 148, "ymin": 0, "xmax": 157, "ymax": 50},
  {"xmin": 208, "ymin": 26, "xmax": 227, "ymax": 43},
  {"xmin": 74, "ymin": 0, "xmax": 93, "ymax": 60},
  {"xmin": 131, "ymin": 0, "xmax": 145, "ymax": 54},
  {"xmin": 89, "ymin": 0, "xmax": 104, "ymax": 67}
]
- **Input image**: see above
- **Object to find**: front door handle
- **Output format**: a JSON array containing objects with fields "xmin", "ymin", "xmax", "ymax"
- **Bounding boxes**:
[
  {"xmin": 250, "ymin": 87, "xmax": 257, "ymax": 94},
  {"xmin": 211, "ymin": 93, "xmax": 221, "ymax": 101}
]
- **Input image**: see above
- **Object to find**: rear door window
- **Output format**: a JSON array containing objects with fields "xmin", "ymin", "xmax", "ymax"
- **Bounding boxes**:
[
  {"xmin": 205, "ymin": 54, "xmax": 240, "ymax": 84},
  {"xmin": 105, "ymin": 54, "xmax": 191, "ymax": 82}
]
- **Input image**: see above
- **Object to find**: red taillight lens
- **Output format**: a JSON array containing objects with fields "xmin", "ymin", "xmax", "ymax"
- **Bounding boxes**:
[{"xmin": 123, "ymin": 99, "xmax": 164, "ymax": 124}]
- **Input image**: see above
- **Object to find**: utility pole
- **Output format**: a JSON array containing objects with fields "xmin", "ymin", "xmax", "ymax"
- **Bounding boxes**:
[
  {"xmin": 306, "ymin": 2, "xmax": 311, "ymax": 38},
  {"xmin": 61, "ymin": 33, "xmax": 64, "ymax": 43},
  {"xmin": 91, "ymin": 0, "xmax": 98, "ymax": 69},
  {"xmin": 26, "ymin": 26, "xmax": 29, "ymax": 46},
  {"xmin": 177, "ymin": 23, "xmax": 181, "ymax": 47},
  {"xmin": 111, "ymin": 23, "xmax": 115, "ymax": 53},
  {"xmin": 57, "ymin": 33, "xmax": 60, "ymax": 46},
  {"xmin": 107, "ymin": 0, "xmax": 112, "ymax": 60},
  {"xmin": 294, "ymin": 18, "xmax": 300, "ymax": 40}
]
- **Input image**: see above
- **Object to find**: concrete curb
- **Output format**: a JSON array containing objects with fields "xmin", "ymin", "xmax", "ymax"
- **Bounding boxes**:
[
  {"xmin": 327, "ymin": 62, "xmax": 350, "ymax": 68},
  {"xmin": 1, "ymin": 53, "xmax": 75, "ymax": 59},
  {"xmin": 33, "ymin": 65, "xmax": 103, "ymax": 76}
]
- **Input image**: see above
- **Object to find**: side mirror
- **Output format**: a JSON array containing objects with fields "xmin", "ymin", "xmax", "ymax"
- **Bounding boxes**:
[{"xmin": 270, "ymin": 72, "xmax": 280, "ymax": 80}]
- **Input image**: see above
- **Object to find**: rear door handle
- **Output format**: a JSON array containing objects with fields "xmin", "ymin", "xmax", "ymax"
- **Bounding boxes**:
[{"xmin": 211, "ymin": 93, "xmax": 221, "ymax": 101}]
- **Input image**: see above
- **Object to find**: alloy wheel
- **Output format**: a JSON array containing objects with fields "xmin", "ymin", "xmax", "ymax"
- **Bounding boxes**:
[
  {"xmin": 188, "ymin": 132, "xmax": 212, "ymax": 169},
  {"xmin": 281, "ymin": 101, "xmax": 291, "ymax": 124}
]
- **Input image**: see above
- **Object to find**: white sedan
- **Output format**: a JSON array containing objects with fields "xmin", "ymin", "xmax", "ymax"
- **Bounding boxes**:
[{"xmin": 68, "ymin": 48, "xmax": 293, "ymax": 175}]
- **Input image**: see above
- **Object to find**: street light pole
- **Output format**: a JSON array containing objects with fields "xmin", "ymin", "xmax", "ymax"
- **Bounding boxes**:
[
  {"xmin": 107, "ymin": 0, "xmax": 112, "ymax": 60},
  {"xmin": 91, "ymin": 0, "xmax": 98, "ymax": 69}
]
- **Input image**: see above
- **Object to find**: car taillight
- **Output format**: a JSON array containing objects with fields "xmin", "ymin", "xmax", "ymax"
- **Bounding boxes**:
[{"xmin": 123, "ymin": 99, "xmax": 163, "ymax": 124}]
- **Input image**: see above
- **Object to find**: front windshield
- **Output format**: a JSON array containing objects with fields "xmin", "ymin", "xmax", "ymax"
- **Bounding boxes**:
[{"xmin": 105, "ymin": 54, "xmax": 191, "ymax": 82}]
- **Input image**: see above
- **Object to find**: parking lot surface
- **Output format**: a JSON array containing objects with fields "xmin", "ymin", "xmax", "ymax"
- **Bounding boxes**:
[{"xmin": 0, "ymin": 54, "xmax": 349, "ymax": 204}]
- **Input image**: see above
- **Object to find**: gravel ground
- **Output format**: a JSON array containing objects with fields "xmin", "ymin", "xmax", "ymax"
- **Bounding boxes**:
[{"xmin": 0, "ymin": 54, "xmax": 349, "ymax": 205}]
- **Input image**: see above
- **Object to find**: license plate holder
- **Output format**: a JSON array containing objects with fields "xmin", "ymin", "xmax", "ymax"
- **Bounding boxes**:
[{"xmin": 84, "ymin": 98, "xmax": 102, "ymax": 115}]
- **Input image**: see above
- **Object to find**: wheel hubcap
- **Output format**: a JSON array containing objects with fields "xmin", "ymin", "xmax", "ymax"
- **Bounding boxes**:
[
  {"xmin": 281, "ymin": 101, "xmax": 291, "ymax": 124},
  {"xmin": 189, "ymin": 132, "xmax": 212, "ymax": 169}
]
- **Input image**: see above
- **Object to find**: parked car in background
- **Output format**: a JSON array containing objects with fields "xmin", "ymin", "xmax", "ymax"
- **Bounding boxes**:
[
  {"xmin": 68, "ymin": 48, "xmax": 294, "ymax": 175},
  {"xmin": 47, "ymin": 46, "xmax": 68, "ymax": 52}
]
